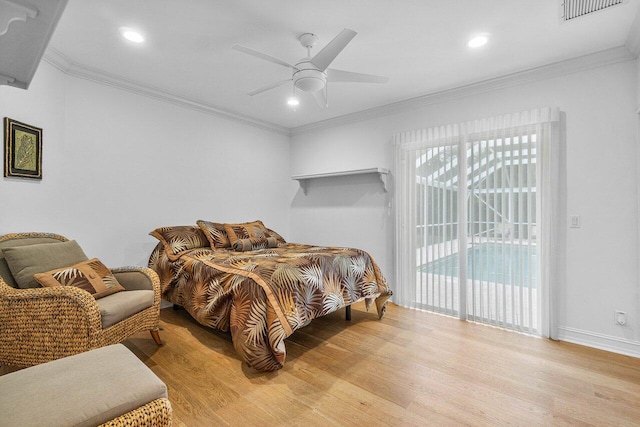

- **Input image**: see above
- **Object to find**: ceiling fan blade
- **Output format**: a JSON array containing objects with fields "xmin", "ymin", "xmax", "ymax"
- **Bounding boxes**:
[
  {"xmin": 233, "ymin": 44, "xmax": 299, "ymax": 70},
  {"xmin": 247, "ymin": 78, "xmax": 292, "ymax": 96},
  {"xmin": 327, "ymin": 69, "xmax": 389, "ymax": 84},
  {"xmin": 311, "ymin": 89, "xmax": 328, "ymax": 109},
  {"xmin": 310, "ymin": 28, "xmax": 357, "ymax": 71}
]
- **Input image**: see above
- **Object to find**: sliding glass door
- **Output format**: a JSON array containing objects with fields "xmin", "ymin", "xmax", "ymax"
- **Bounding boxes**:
[
  {"xmin": 395, "ymin": 109, "xmax": 558, "ymax": 336},
  {"xmin": 465, "ymin": 134, "xmax": 537, "ymax": 333},
  {"xmin": 415, "ymin": 144, "xmax": 460, "ymax": 316}
]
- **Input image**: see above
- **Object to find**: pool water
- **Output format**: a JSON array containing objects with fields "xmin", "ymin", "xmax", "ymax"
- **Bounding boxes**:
[{"xmin": 419, "ymin": 243, "xmax": 537, "ymax": 287}]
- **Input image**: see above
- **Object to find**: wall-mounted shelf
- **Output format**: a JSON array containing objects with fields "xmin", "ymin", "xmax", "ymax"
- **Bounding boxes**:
[
  {"xmin": 292, "ymin": 167, "xmax": 389, "ymax": 195},
  {"xmin": 0, "ymin": 0, "xmax": 68, "ymax": 89}
]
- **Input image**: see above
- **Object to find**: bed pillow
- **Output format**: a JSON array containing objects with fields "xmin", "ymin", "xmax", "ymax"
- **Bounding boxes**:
[
  {"xmin": 265, "ymin": 227, "xmax": 286, "ymax": 244},
  {"xmin": 196, "ymin": 220, "xmax": 231, "ymax": 249},
  {"xmin": 3, "ymin": 240, "xmax": 89, "ymax": 289},
  {"xmin": 34, "ymin": 258, "xmax": 125, "ymax": 299},
  {"xmin": 223, "ymin": 220, "xmax": 269, "ymax": 245},
  {"xmin": 149, "ymin": 226, "xmax": 209, "ymax": 261},
  {"xmin": 232, "ymin": 237, "xmax": 279, "ymax": 252}
]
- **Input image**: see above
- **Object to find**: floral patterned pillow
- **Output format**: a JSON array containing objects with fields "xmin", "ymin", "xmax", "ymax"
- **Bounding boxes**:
[
  {"xmin": 149, "ymin": 225, "xmax": 209, "ymax": 261},
  {"xmin": 223, "ymin": 220, "xmax": 269, "ymax": 245},
  {"xmin": 223, "ymin": 221, "xmax": 287, "ymax": 247},
  {"xmin": 34, "ymin": 258, "xmax": 125, "ymax": 299},
  {"xmin": 196, "ymin": 220, "xmax": 231, "ymax": 249}
]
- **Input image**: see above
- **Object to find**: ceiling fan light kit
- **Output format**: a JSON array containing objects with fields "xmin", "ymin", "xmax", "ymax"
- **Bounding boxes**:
[
  {"xmin": 232, "ymin": 28, "xmax": 388, "ymax": 108},
  {"xmin": 293, "ymin": 62, "xmax": 326, "ymax": 93}
]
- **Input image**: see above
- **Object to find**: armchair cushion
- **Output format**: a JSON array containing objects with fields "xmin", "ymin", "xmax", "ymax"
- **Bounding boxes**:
[
  {"xmin": 0, "ymin": 258, "xmax": 17, "ymax": 288},
  {"xmin": 112, "ymin": 268, "xmax": 154, "ymax": 291},
  {"xmin": 97, "ymin": 290, "xmax": 154, "ymax": 328},
  {"xmin": 0, "ymin": 234, "xmax": 69, "ymax": 288},
  {"xmin": 34, "ymin": 258, "xmax": 125, "ymax": 299},
  {"xmin": 3, "ymin": 240, "xmax": 88, "ymax": 289}
]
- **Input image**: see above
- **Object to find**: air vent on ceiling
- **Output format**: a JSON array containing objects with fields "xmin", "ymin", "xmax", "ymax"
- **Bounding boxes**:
[{"xmin": 560, "ymin": 0, "xmax": 627, "ymax": 21}]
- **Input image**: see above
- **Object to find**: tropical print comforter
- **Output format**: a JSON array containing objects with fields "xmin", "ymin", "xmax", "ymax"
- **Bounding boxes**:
[{"xmin": 149, "ymin": 243, "xmax": 392, "ymax": 371}]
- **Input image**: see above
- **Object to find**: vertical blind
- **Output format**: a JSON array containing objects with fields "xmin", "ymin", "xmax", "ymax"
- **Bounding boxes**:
[{"xmin": 394, "ymin": 108, "xmax": 560, "ymax": 337}]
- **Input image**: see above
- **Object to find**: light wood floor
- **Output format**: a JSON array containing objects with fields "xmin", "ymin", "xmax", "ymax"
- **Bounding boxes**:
[
  {"xmin": 8, "ymin": 303, "xmax": 640, "ymax": 426},
  {"xmin": 119, "ymin": 303, "xmax": 640, "ymax": 426}
]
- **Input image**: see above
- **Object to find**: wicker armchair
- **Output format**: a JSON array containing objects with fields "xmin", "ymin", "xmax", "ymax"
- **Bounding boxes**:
[{"xmin": 0, "ymin": 232, "xmax": 162, "ymax": 368}]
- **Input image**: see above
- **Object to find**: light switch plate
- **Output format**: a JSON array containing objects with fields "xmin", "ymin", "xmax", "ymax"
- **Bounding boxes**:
[{"xmin": 570, "ymin": 215, "xmax": 580, "ymax": 228}]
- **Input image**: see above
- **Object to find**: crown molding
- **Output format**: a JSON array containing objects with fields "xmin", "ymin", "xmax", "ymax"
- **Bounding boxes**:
[
  {"xmin": 42, "ymin": 47, "xmax": 290, "ymax": 136},
  {"xmin": 43, "ymin": 46, "xmax": 71, "ymax": 72},
  {"xmin": 290, "ymin": 46, "xmax": 635, "ymax": 137},
  {"xmin": 42, "ymin": 44, "xmax": 634, "ymax": 139}
]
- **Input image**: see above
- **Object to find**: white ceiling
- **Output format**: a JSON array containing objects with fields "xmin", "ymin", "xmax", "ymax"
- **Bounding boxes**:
[{"xmin": 46, "ymin": 0, "xmax": 640, "ymax": 130}]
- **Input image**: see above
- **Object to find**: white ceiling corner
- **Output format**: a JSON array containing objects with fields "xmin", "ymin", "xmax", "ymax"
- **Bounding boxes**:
[{"xmin": 625, "ymin": 4, "xmax": 640, "ymax": 56}]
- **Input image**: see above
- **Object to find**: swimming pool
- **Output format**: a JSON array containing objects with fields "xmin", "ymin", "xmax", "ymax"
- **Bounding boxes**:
[{"xmin": 419, "ymin": 242, "xmax": 537, "ymax": 287}]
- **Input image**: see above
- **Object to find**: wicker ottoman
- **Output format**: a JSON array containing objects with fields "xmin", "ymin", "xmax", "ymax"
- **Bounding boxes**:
[{"xmin": 0, "ymin": 344, "xmax": 172, "ymax": 426}]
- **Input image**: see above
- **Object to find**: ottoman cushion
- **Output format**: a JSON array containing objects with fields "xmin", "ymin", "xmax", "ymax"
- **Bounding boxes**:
[{"xmin": 0, "ymin": 344, "xmax": 167, "ymax": 427}]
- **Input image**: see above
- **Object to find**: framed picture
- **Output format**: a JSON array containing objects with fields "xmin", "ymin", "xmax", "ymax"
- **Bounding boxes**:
[{"xmin": 4, "ymin": 117, "xmax": 42, "ymax": 179}]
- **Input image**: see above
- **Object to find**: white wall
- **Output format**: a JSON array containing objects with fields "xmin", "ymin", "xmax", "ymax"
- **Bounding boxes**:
[
  {"xmin": 1, "ymin": 51, "xmax": 639, "ymax": 357},
  {"xmin": 289, "ymin": 125, "xmax": 394, "ymax": 281},
  {"xmin": 0, "ymin": 61, "xmax": 291, "ymax": 267},
  {"xmin": 0, "ymin": 61, "xmax": 68, "ymax": 240},
  {"xmin": 290, "ymin": 59, "xmax": 640, "ymax": 356}
]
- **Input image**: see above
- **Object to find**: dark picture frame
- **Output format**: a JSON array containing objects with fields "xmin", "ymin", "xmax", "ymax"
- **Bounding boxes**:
[{"xmin": 4, "ymin": 117, "xmax": 42, "ymax": 179}]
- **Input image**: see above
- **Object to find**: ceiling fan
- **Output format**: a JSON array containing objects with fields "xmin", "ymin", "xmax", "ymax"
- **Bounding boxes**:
[{"xmin": 232, "ymin": 28, "xmax": 388, "ymax": 108}]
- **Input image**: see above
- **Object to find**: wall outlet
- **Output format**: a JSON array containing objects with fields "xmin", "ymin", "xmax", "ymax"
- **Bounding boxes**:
[{"xmin": 615, "ymin": 310, "xmax": 627, "ymax": 326}]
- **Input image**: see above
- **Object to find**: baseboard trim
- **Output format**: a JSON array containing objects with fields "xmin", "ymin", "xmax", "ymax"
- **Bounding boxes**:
[{"xmin": 557, "ymin": 326, "xmax": 640, "ymax": 358}]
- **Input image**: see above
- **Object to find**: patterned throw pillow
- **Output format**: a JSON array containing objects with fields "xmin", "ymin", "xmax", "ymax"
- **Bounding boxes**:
[
  {"xmin": 232, "ymin": 237, "xmax": 279, "ymax": 252},
  {"xmin": 223, "ymin": 221, "xmax": 269, "ymax": 245},
  {"xmin": 34, "ymin": 258, "xmax": 125, "ymax": 299},
  {"xmin": 149, "ymin": 226, "xmax": 209, "ymax": 261},
  {"xmin": 196, "ymin": 220, "xmax": 231, "ymax": 249}
]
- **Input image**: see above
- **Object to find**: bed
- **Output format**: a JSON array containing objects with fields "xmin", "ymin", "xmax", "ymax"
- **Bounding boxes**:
[{"xmin": 148, "ymin": 220, "xmax": 392, "ymax": 371}]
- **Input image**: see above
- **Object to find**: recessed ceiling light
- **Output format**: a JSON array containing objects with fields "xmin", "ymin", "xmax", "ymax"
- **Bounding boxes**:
[
  {"xmin": 467, "ymin": 35, "xmax": 489, "ymax": 48},
  {"xmin": 119, "ymin": 27, "xmax": 144, "ymax": 43},
  {"xmin": 287, "ymin": 97, "xmax": 299, "ymax": 107}
]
